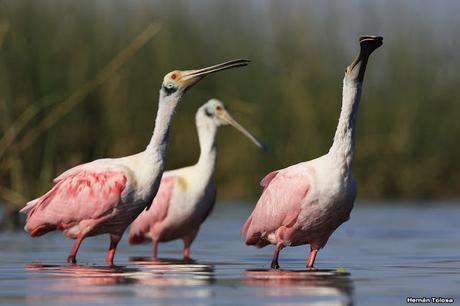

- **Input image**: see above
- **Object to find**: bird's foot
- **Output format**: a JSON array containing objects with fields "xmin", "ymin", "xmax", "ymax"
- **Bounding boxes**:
[
  {"xmin": 105, "ymin": 258, "xmax": 115, "ymax": 266},
  {"xmin": 306, "ymin": 265, "xmax": 317, "ymax": 271},
  {"xmin": 67, "ymin": 255, "xmax": 77, "ymax": 264},
  {"xmin": 271, "ymin": 262, "xmax": 280, "ymax": 269},
  {"xmin": 183, "ymin": 256, "xmax": 195, "ymax": 264}
]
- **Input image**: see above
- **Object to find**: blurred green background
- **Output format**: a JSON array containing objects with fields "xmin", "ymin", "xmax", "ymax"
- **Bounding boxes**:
[{"xmin": 1, "ymin": 0, "xmax": 459, "ymax": 224}]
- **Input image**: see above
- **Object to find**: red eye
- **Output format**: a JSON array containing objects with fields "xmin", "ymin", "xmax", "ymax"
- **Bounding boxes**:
[
  {"xmin": 171, "ymin": 73, "xmax": 177, "ymax": 80},
  {"xmin": 216, "ymin": 106, "xmax": 222, "ymax": 111}
]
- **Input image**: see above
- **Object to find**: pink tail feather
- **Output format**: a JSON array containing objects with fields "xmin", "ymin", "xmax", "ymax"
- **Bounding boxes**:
[
  {"xmin": 241, "ymin": 216, "xmax": 253, "ymax": 237},
  {"xmin": 30, "ymin": 224, "xmax": 57, "ymax": 237},
  {"xmin": 242, "ymin": 215, "xmax": 268, "ymax": 247}
]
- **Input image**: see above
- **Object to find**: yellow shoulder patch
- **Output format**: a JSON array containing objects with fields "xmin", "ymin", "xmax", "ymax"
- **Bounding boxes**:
[{"xmin": 177, "ymin": 176, "xmax": 188, "ymax": 191}]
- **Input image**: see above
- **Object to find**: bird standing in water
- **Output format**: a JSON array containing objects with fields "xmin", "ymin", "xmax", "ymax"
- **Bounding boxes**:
[
  {"xmin": 21, "ymin": 59, "xmax": 250, "ymax": 265},
  {"xmin": 129, "ymin": 99, "xmax": 265, "ymax": 259},
  {"xmin": 242, "ymin": 36, "xmax": 383, "ymax": 269}
]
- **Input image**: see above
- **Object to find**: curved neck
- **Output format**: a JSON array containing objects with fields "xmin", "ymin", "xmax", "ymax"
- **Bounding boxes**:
[
  {"xmin": 329, "ymin": 77, "xmax": 362, "ymax": 167},
  {"xmin": 146, "ymin": 90, "xmax": 182, "ymax": 161},
  {"xmin": 196, "ymin": 119, "xmax": 218, "ymax": 181}
]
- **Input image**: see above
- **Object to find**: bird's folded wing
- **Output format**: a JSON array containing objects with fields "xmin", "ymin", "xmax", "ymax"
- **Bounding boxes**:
[
  {"xmin": 20, "ymin": 164, "xmax": 129, "ymax": 224},
  {"xmin": 128, "ymin": 175, "xmax": 177, "ymax": 242},
  {"xmin": 243, "ymin": 164, "xmax": 310, "ymax": 237},
  {"xmin": 260, "ymin": 170, "xmax": 280, "ymax": 189},
  {"xmin": 131, "ymin": 175, "xmax": 178, "ymax": 228},
  {"xmin": 52, "ymin": 159, "xmax": 113, "ymax": 183},
  {"xmin": 145, "ymin": 175, "xmax": 176, "ymax": 223}
]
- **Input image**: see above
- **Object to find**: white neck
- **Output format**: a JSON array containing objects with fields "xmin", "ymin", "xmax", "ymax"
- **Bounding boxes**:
[
  {"xmin": 146, "ymin": 90, "xmax": 182, "ymax": 162},
  {"xmin": 195, "ymin": 118, "xmax": 218, "ymax": 183},
  {"xmin": 328, "ymin": 77, "xmax": 363, "ymax": 167}
]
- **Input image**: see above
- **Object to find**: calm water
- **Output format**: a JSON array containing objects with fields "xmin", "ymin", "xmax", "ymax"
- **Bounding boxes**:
[{"xmin": 0, "ymin": 203, "xmax": 459, "ymax": 306}]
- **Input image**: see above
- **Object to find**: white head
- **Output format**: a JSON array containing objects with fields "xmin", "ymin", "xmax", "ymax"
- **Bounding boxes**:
[{"xmin": 196, "ymin": 99, "xmax": 266, "ymax": 150}]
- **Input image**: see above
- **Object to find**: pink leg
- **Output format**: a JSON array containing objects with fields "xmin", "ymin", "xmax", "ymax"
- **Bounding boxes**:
[
  {"xmin": 106, "ymin": 235, "xmax": 121, "ymax": 266},
  {"xmin": 183, "ymin": 243, "xmax": 191, "ymax": 260},
  {"xmin": 67, "ymin": 235, "xmax": 85, "ymax": 264},
  {"xmin": 182, "ymin": 233, "xmax": 196, "ymax": 260},
  {"xmin": 306, "ymin": 248, "xmax": 318, "ymax": 268},
  {"xmin": 271, "ymin": 245, "xmax": 282, "ymax": 269},
  {"xmin": 152, "ymin": 240, "xmax": 158, "ymax": 259},
  {"xmin": 182, "ymin": 231, "xmax": 198, "ymax": 260}
]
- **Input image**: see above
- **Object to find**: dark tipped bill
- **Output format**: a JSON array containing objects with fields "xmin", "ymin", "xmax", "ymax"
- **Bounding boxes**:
[
  {"xmin": 220, "ymin": 109, "xmax": 267, "ymax": 151},
  {"xmin": 182, "ymin": 59, "xmax": 251, "ymax": 81}
]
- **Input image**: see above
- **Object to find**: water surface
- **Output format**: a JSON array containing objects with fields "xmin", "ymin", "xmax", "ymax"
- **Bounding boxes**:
[{"xmin": 1, "ymin": 203, "xmax": 459, "ymax": 305}]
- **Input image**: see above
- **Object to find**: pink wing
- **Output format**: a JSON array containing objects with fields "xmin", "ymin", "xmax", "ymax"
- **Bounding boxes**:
[
  {"xmin": 21, "ymin": 164, "xmax": 127, "ymax": 237},
  {"xmin": 52, "ymin": 159, "xmax": 112, "ymax": 183},
  {"xmin": 242, "ymin": 163, "xmax": 310, "ymax": 246},
  {"xmin": 128, "ymin": 176, "xmax": 176, "ymax": 244},
  {"xmin": 241, "ymin": 170, "xmax": 279, "ymax": 236},
  {"xmin": 260, "ymin": 170, "xmax": 279, "ymax": 189}
]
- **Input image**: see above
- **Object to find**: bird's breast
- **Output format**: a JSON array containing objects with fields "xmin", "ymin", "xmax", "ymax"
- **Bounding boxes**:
[
  {"xmin": 300, "ymin": 169, "xmax": 356, "ymax": 231},
  {"xmin": 168, "ymin": 182, "xmax": 213, "ymax": 223}
]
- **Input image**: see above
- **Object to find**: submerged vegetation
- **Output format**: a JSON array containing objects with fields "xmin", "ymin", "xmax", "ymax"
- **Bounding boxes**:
[{"xmin": 0, "ymin": 1, "xmax": 459, "ymax": 221}]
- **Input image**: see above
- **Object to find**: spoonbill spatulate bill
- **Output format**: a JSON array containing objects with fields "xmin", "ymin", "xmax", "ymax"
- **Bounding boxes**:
[
  {"xmin": 20, "ymin": 59, "xmax": 250, "ymax": 265},
  {"xmin": 242, "ymin": 36, "xmax": 383, "ymax": 269},
  {"xmin": 129, "ymin": 99, "xmax": 265, "ymax": 259}
]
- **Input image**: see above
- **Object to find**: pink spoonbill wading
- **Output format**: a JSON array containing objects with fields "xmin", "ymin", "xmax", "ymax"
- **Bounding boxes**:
[
  {"xmin": 20, "ymin": 59, "xmax": 250, "ymax": 265},
  {"xmin": 242, "ymin": 36, "xmax": 383, "ymax": 269},
  {"xmin": 129, "ymin": 99, "xmax": 265, "ymax": 259}
]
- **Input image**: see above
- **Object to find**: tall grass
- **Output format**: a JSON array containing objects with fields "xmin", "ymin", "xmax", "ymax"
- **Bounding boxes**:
[{"xmin": 0, "ymin": 1, "xmax": 459, "ymax": 218}]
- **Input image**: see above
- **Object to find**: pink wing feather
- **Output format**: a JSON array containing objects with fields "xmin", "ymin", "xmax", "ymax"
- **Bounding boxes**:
[
  {"xmin": 128, "ymin": 176, "xmax": 176, "ymax": 244},
  {"xmin": 21, "ymin": 164, "xmax": 127, "ymax": 237},
  {"xmin": 241, "ymin": 170, "xmax": 279, "ymax": 236},
  {"xmin": 242, "ymin": 163, "xmax": 310, "ymax": 246},
  {"xmin": 260, "ymin": 170, "xmax": 279, "ymax": 189},
  {"xmin": 52, "ymin": 159, "xmax": 111, "ymax": 183}
]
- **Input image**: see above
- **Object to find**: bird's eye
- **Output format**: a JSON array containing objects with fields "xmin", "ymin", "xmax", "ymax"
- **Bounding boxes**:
[
  {"xmin": 162, "ymin": 82, "xmax": 178, "ymax": 96},
  {"xmin": 204, "ymin": 107, "xmax": 213, "ymax": 118},
  {"xmin": 216, "ymin": 105, "xmax": 223, "ymax": 111}
]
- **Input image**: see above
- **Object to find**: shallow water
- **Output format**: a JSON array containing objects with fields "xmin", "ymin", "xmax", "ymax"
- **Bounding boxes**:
[{"xmin": 1, "ymin": 203, "xmax": 459, "ymax": 306}]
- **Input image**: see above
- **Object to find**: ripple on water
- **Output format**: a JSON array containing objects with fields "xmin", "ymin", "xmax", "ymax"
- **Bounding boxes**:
[{"xmin": 1, "ymin": 204, "xmax": 460, "ymax": 306}]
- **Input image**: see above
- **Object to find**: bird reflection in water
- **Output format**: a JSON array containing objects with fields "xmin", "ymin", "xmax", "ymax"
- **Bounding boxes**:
[
  {"xmin": 25, "ymin": 264, "xmax": 140, "ymax": 286},
  {"xmin": 24, "ymin": 264, "xmax": 140, "ymax": 304},
  {"xmin": 244, "ymin": 268, "xmax": 354, "ymax": 306},
  {"xmin": 129, "ymin": 257, "xmax": 215, "ymax": 284},
  {"xmin": 128, "ymin": 257, "xmax": 215, "ymax": 299},
  {"xmin": 26, "ymin": 258, "xmax": 215, "ymax": 286},
  {"xmin": 25, "ymin": 259, "xmax": 215, "ymax": 302}
]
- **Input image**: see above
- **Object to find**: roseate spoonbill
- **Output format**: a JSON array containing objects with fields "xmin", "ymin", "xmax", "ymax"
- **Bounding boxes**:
[
  {"xmin": 129, "ymin": 99, "xmax": 265, "ymax": 259},
  {"xmin": 242, "ymin": 36, "xmax": 383, "ymax": 269},
  {"xmin": 20, "ymin": 59, "xmax": 250, "ymax": 265}
]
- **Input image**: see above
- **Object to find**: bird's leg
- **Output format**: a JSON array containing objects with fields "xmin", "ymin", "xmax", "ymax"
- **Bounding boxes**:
[
  {"xmin": 182, "ymin": 240, "xmax": 191, "ymax": 260},
  {"xmin": 152, "ymin": 240, "xmax": 158, "ymax": 259},
  {"xmin": 183, "ymin": 246, "xmax": 190, "ymax": 260},
  {"xmin": 106, "ymin": 234, "xmax": 121, "ymax": 266},
  {"xmin": 306, "ymin": 248, "xmax": 318, "ymax": 269},
  {"xmin": 182, "ymin": 233, "xmax": 197, "ymax": 261},
  {"xmin": 270, "ymin": 245, "xmax": 282, "ymax": 269},
  {"xmin": 67, "ymin": 235, "xmax": 85, "ymax": 264}
]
